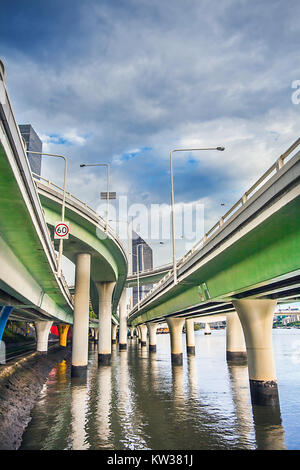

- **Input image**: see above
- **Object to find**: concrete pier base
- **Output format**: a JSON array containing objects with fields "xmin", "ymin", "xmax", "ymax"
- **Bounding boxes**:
[
  {"xmin": 147, "ymin": 323, "xmax": 158, "ymax": 353},
  {"xmin": 71, "ymin": 253, "xmax": 91, "ymax": 377},
  {"xmin": 112, "ymin": 324, "xmax": 117, "ymax": 344},
  {"xmin": 98, "ymin": 354, "xmax": 112, "ymax": 365},
  {"xmin": 71, "ymin": 365, "xmax": 87, "ymax": 378},
  {"xmin": 171, "ymin": 353, "xmax": 183, "ymax": 365},
  {"xmin": 233, "ymin": 299, "xmax": 279, "ymax": 406},
  {"xmin": 35, "ymin": 321, "xmax": 53, "ymax": 354},
  {"xmin": 185, "ymin": 319, "xmax": 195, "ymax": 355},
  {"xmin": 94, "ymin": 328, "xmax": 99, "ymax": 343},
  {"xmin": 226, "ymin": 311, "xmax": 247, "ymax": 363},
  {"xmin": 166, "ymin": 317, "xmax": 185, "ymax": 366},
  {"xmin": 204, "ymin": 323, "xmax": 211, "ymax": 335},
  {"xmin": 58, "ymin": 324, "xmax": 70, "ymax": 348},
  {"xmin": 187, "ymin": 346, "xmax": 195, "ymax": 355},
  {"xmin": 139, "ymin": 324, "xmax": 148, "ymax": 347},
  {"xmin": 96, "ymin": 281, "xmax": 116, "ymax": 367}
]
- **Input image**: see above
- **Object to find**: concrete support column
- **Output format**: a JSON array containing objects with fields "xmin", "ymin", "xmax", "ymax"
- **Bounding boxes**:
[
  {"xmin": 137, "ymin": 325, "xmax": 141, "ymax": 343},
  {"xmin": 139, "ymin": 324, "xmax": 148, "ymax": 347},
  {"xmin": 71, "ymin": 253, "xmax": 91, "ymax": 378},
  {"xmin": 166, "ymin": 317, "xmax": 185, "ymax": 365},
  {"xmin": 226, "ymin": 311, "xmax": 247, "ymax": 362},
  {"xmin": 35, "ymin": 321, "xmax": 53, "ymax": 354},
  {"xmin": 185, "ymin": 318, "xmax": 195, "ymax": 355},
  {"xmin": 58, "ymin": 324, "xmax": 70, "ymax": 348},
  {"xmin": 96, "ymin": 281, "xmax": 116, "ymax": 365},
  {"xmin": 147, "ymin": 323, "xmax": 158, "ymax": 352},
  {"xmin": 0, "ymin": 306, "xmax": 14, "ymax": 341},
  {"xmin": 94, "ymin": 328, "xmax": 99, "ymax": 342},
  {"xmin": 119, "ymin": 290, "xmax": 128, "ymax": 350},
  {"xmin": 233, "ymin": 299, "xmax": 279, "ymax": 406},
  {"xmin": 204, "ymin": 322, "xmax": 211, "ymax": 335},
  {"xmin": 112, "ymin": 324, "xmax": 117, "ymax": 344},
  {"xmin": 130, "ymin": 327, "xmax": 135, "ymax": 339}
]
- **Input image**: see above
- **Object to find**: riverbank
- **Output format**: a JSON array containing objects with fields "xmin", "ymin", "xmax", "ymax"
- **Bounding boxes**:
[{"xmin": 0, "ymin": 345, "xmax": 71, "ymax": 450}]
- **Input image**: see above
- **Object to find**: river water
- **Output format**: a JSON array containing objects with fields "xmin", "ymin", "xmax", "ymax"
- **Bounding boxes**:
[{"xmin": 20, "ymin": 329, "xmax": 300, "ymax": 450}]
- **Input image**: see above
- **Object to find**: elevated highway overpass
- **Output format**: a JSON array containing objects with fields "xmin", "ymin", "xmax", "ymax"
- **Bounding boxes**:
[
  {"xmin": 0, "ymin": 60, "xmax": 128, "ymax": 373},
  {"xmin": 128, "ymin": 141, "xmax": 300, "ymax": 326},
  {"xmin": 128, "ymin": 139, "xmax": 300, "ymax": 406}
]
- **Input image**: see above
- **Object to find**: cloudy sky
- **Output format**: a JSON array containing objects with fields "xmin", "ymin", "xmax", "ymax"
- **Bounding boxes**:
[{"xmin": 2, "ymin": 0, "xmax": 300, "ymax": 268}]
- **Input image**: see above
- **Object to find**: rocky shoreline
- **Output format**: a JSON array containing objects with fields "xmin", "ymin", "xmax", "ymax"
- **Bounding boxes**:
[{"xmin": 0, "ymin": 346, "xmax": 71, "ymax": 450}]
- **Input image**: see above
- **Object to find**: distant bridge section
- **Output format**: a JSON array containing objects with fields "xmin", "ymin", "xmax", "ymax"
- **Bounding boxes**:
[{"xmin": 125, "ymin": 263, "xmax": 172, "ymax": 288}]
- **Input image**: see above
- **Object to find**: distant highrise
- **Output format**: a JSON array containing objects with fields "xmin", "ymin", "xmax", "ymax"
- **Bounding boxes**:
[
  {"xmin": 132, "ymin": 231, "xmax": 153, "ymax": 306},
  {"xmin": 19, "ymin": 124, "xmax": 42, "ymax": 175}
]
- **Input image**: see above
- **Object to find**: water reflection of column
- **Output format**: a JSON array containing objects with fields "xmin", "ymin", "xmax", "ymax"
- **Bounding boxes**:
[
  {"xmin": 71, "ymin": 384, "xmax": 89, "ymax": 450},
  {"xmin": 252, "ymin": 405, "xmax": 286, "ymax": 450},
  {"xmin": 57, "ymin": 359, "xmax": 68, "ymax": 385},
  {"xmin": 187, "ymin": 355, "xmax": 198, "ymax": 399},
  {"xmin": 119, "ymin": 350, "xmax": 130, "ymax": 432},
  {"xmin": 172, "ymin": 364, "xmax": 186, "ymax": 409},
  {"xmin": 227, "ymin": 363, "xmax": 254, "ymax": 447},
  {"xmin": 97, "ymin": 364, "xmax": 112, "ymax": 447},
  {"xmin": 149, "ymin": 351, "xmax": 159, "ymax": 393},
  {"xmin": 139, "ymin": 343, "xmax": 148, "ymax": 362}
]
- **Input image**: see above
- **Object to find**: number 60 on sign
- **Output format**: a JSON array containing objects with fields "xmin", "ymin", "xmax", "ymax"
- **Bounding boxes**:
[{"xmin": 54, "ymin": 222, "xmax": 70, "ymax": 239}]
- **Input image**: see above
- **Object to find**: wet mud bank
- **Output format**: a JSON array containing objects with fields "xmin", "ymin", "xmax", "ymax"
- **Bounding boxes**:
[{"xmin": 0, "ymin": 346, "xmax": 71, "ymax": 450}]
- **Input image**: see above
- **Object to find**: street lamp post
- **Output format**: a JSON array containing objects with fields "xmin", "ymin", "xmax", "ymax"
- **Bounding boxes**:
[
  {"xmin": 135, "ymin": 243, "xmax": 144, "ymax": 311},
  {"xmin": 80, "ymin": 163, "xmax": 110, "ymax": 232},
  {"xmin": 26, "ymin": 150, "xmax": 67, "ymax": 278},
  {"xmin": 170, "ymin": 146, "xmax": 225, "ymax": 284}
]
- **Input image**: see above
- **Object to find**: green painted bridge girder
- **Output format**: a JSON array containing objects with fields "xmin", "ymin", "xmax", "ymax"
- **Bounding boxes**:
[
  {"xmin": 130, "ymin": 195, "xmax": 300, "ymax": 326},
  {"xmin": 125, "ymin": 269, "xmax": 170, "ymax": 288},
  {"xmin": 0, "ymin": 141, "xmax": 73, "ymax": 322},
  {"xmin": 37, "ymin": 186, "xmax": 128, "ymax": 317}
]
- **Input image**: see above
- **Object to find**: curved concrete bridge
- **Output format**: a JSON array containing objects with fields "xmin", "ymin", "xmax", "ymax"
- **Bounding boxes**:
[{"xmin": 0, "ymin": 60, "xmax": 128, "ymax": 375}]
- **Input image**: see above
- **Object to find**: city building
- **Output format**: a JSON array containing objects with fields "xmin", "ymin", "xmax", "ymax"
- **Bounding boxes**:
[
  {"xmin": 19, "ymin": 124, "xmax": 42, "ymax": 175},
  {"xmin": 132, "ymin": 231, "xmax": 153, "ymax": 306}
]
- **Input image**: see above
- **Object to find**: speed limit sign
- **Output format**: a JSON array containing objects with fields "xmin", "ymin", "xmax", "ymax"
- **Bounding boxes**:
[{"xmin": 54, "ymin": 222, "xmax": 70, "ymax": 239}]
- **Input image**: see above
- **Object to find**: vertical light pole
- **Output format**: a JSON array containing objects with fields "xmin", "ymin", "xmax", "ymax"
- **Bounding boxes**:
[
  {"xmin": 169, "ymin": 146, "xmax": 225, "ymax": 284},
  {"xmin": 80, "ymin": 163, "xmax": 110, "ymax": 232},
  {"xmin": 27, "ymin": 151, "xmax": 67, "ymax": 278},
  {"xmin": 136, "ymin": 243, "xmax": 144, "ymax": 311}
]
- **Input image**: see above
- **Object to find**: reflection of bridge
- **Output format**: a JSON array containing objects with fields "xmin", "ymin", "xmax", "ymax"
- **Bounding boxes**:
[{"xmin": 128, "ymin": 138, "xmax": 300, "ymax": 407}]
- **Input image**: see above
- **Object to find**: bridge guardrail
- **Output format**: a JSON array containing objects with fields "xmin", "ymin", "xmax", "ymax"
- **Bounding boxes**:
[
  {"xmin": 130, "ymin": 137, "xmax": 300, "ymax": 315},
  {"xmin": 32, "ymin": 173, "xmax": 128, "ymax": 260}
]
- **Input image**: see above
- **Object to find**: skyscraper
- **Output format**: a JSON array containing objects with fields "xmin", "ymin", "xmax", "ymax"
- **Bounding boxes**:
[
  {"xmin": 132, "ymin": 231, "xmax": 153, "ymax": 306},
  {"xmin": 19, "ymin": 124, "xmax": 42, "ymax": 175}
]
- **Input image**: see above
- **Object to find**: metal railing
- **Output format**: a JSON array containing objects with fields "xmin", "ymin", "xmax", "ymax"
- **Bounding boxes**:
[
  {"xmin": 128, "ymin": 262, "xmax": 173, "ymax": 278},
  {"xmin": 130, "ymin": 137, "xmax": 300, "ymax": 313}
]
